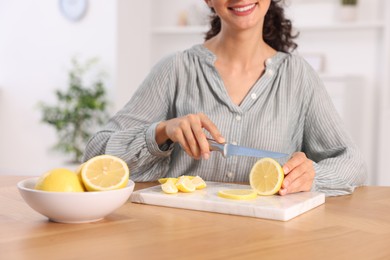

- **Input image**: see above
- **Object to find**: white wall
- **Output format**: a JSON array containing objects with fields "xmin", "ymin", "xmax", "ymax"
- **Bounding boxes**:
[
  {"xmin": 377, "ymin": 0, "xmax": 390, "ymax": 186},
  {"xmin": 378, "ymin": 111, "xmax": 390, "ymax": 185},
  {"xmin": 289, "ymin": 3, "xmax": 383, "ymax": 185},
  {"xmin": 116, "ymin": 0, "xmax": 151, "ymax": 111},
  {"xmin": 285, "ymin": 0, "xmax": 389, "ymax": 185},
  {"xmin": 0, "ymin": 0, "xmax": 117, "ymax": 175}
]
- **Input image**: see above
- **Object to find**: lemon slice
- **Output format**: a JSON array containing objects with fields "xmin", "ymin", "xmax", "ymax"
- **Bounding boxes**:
[
  {"xmin": 161, "ymin": 179, "xmax": 178, "ymax": 194},
  {"xmin": 217, "ymin": 189, "xmax": 257, "ymax": 200},
  {"xmin": 158, "ymin": 177, "xmax": 178, "ymax": 184},
  {"xmin": 176, "ymin": 176, "xmax": 196, "ymax": 193},
  {"xmin": 81, "ymin": 155, "xmax": 130, "ymax": 191},
  {"xmin": 191, "ymin": 176, "xmax": 207, "ymax": 189},
  {"xmin": 249, "ymin": 157, "xmax": 284, "ymax": 196}
]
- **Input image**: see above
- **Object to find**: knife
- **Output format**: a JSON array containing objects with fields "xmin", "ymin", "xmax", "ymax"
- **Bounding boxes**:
[{"xmin": 207, "ymin": 139, "xmax": 288, "ymax": 159}]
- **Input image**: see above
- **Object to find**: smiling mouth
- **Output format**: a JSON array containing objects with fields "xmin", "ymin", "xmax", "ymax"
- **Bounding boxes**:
[{"xmin": 228, "ymin": 3, "xmax": 257, "ymax": 13}]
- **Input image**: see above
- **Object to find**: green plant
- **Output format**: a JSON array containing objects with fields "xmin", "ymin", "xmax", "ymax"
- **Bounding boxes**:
[
  {"xmin": 39, "ymin": 57, "xmax": 109, "ymax": 163},
  {"xmin": 341, "ymin": 0, "xmax": 358, "ymax": 5}
]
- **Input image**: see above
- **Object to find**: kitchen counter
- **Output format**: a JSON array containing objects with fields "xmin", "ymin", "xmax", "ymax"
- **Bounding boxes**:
[{"xmin": 1, "ymin": 175, "xmax": 390, "ymax": 259}]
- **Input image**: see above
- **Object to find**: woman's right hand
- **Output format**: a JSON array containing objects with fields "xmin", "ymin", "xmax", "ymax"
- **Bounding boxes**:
[{"xmin": 156, "ymin": 113, "xmax": 225, "ymax": 160}]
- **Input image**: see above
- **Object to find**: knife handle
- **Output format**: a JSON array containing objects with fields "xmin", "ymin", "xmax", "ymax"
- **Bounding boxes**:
[{"xmin": 207, "ymin": 138, "xmax": 227, "ymax": 157}]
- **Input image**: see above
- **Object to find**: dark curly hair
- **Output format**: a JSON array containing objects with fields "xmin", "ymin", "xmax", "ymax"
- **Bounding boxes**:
[{"xmin": 204, "ymin": 0, "xmax": 298, "ymax": 53}]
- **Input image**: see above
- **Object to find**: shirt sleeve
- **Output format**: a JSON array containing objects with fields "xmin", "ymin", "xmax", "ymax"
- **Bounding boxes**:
[
  {"xmin": 300, "ymin": 61, "xmax": 367, "ymax": 196},
  {"xmin": 82, "ymin": 54, "xmax": 177, "ymax": 181}
]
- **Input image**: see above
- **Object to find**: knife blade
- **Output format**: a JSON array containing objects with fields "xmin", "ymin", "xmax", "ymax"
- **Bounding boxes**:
[{"xmin": 207, "ymin": 139, "xmax": 288, "ymax": 159}]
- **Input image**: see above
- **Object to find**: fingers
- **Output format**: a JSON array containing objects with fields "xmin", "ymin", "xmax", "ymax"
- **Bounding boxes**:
[
  {"xmin": 175, "ymin": 131, "xmax": 195, "ymax": 158},
  {"xmin": 183, "ymin": 114, "xmax": 206, "ymax": 159},
  {"xmin": 164, "ymin": 113, "xmax": 224, "ymax": 160},
  {"xmin": 196, "ymin": 113, "xmax": 224, "ymax": 159},
  {"xmin": 198, "ymin": 113, "xmax": 225, "ymax": 144},
  {"xmin": 279, "ymin": 152, "xmax": 315, "ymax": 196}
]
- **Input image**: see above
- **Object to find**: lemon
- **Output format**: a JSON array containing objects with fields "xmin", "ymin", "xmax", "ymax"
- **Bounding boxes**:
[
  {"xmin": 175, "ymin": 176, "xmax": 196, "ymax": 193},
  {"xmin": 217, "ymin": 189, "xmax": 257, "ymax": 200},
  {"xmin": 35, "ymin": 168, "xmax": 85, "ymax": 192},
  {"xmin": 158, "ymin": 177, "xmax": 178, "ymax": 184},
  {"xmin": 249, "ymin": 157, "xmax": 284, "ymax": 196},
  {"xmin": 75, "ymin": 163, "xmax": 85, "ymax": 175},
  {"xmin": 161, "ymin": 179, "xmax": 178, "ymax": 194},
  {"xmin": 81, "ymin": 155, "xmax": 130, "ymax": 191},
  {"xmin": 75, "ymin": 163, "xmax": 87, "ymax": 191},
  {"xmin": 191, "ymin": 176, "xmax": 207, "ymax": 190}
]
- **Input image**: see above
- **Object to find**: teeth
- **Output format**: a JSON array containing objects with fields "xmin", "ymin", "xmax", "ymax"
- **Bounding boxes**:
[{"xmin": 232, "ymin": 3, "xmax": 255, "ymax": 12}]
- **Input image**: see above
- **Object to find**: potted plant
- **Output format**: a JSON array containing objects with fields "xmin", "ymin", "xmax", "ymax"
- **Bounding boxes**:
[
  {"xmin": 39, "ymin": 57, "xmax": 109, "ymax": 163},
  {"xmin": 342, "ymin": 0, "xmax": 358, "ymax": 5},
  {"xmin": 339, "ymin": 0, "xmax": 358, "ymax": 22}
]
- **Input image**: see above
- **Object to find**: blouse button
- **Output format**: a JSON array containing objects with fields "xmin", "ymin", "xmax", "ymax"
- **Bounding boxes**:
[
  {"xmin": 235, "ymin": 115, "xmax": 241, "ymax": 121},
  {"xmin": 267, "ymin": 69, "xmax": 274, "ymax": 77},
  {"xmin": 251, "ymin": 93, "xmax": 257, "ymax": 100},
  {"xmin": 227, "ymin": 172, "xmax": 234, "ymax": 178}
]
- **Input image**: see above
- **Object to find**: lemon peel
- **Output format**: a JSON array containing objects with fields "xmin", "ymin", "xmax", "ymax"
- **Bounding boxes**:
[{"xmin": 35, "ymin": 168, "xmax": 85, "ymax": 192}]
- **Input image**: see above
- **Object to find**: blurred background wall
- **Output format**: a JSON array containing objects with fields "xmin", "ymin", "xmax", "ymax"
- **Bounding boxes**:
[{"xmin": 1, "ymin": 0, "xmax": 389, "ymax": 186}]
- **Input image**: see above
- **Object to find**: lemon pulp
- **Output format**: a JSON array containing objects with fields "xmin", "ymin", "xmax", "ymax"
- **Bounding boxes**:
[
  {"xmin": 191, "ymin": 176, "xmax": 207, "ymax": 189},
  {"xmin": 160, "ymin": 175, "xmax": 206, "ymax": 194},
  {"xmin": 81, "ymin": 155, "xmax": 129, "ymax": 191},
  {"xmin": 161, "ymin": 179, "xmax": 178, "ymax": 194},
  {"xmin": 175, "ymin": 176, "xmax": 196, "ymax": 193},
  {"xmin": 249, "ymin": 158, "xmax": 284, "ymax": 196}
]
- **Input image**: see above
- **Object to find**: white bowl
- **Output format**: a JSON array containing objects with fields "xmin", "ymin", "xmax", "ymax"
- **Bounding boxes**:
[{"xmin": 17, "ymin": 177, "xmax": 135, "ymax": 224}]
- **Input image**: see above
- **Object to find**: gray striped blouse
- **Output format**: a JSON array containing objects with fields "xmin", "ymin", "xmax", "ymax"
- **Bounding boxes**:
[{"xmin": 83, "ymin": 44, "xmax": 367, "ymax": 196}]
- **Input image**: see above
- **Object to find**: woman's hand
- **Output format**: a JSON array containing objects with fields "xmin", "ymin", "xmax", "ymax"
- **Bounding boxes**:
[
  {"xmin": 156, "ymin": 113, "xmax": 225, "ymax": 160},
  {"xmin": 279, "ymin": 152, "xmax": 315, "ymax": 196}
]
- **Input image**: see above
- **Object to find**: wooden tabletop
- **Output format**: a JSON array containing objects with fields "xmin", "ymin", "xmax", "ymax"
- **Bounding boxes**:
[{"xmin": 1, "ymin": 176, "xmax": 390, "ymax": 259}]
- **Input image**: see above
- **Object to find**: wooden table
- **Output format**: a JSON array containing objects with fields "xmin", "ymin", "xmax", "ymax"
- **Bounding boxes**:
[{"xmin": 1, "ymin": 176, "xmax": 390, "ymax": 259}]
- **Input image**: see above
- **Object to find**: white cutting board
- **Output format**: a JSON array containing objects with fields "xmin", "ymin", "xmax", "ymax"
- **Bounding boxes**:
[{"xmin": 131, "ymin": 182, "xmax": 325, "ymax": 221}]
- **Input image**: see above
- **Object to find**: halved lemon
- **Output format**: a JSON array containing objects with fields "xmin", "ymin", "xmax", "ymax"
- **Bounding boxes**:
[
  {"xmin": 81, "ymin": 155, "xmax": 129, "ymax": 191},
  {"xmin": 249, "ymin": 157, "xmax": 284, "ymax": 196},
  {"xmin": 176, "ymin": 176, "xmax": 196, "ymax": 193},
  {"xmin": 161, "ymin": 179, "xmax": 178, "ymax": 194},
  {"xmin": 217, "ymin": 189, "xmax": 257, "ymax": 200}
]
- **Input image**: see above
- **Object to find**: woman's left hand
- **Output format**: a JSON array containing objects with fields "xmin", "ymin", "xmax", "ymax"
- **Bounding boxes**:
[{"xmin": 279, "ymin": 152, "xmax": 315, "ymax": 196}]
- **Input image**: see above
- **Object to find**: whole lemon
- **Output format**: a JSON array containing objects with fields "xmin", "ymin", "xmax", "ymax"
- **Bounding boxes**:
[
  {"xmin": 35, "ymin": 168, "xmax": 85, "ymax": 192},
  {"xmin": 75, "ymin": 163, "xmax": 87, "ymax": 191}
]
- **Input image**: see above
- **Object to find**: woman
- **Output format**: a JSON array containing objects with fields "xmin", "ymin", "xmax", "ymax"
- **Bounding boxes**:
[{"xmin": 83, "ymin": 0, "xmax": 366, "ymax": 196}]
